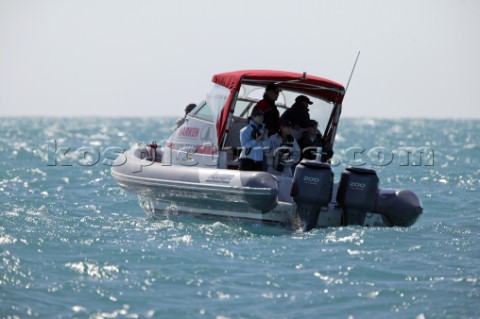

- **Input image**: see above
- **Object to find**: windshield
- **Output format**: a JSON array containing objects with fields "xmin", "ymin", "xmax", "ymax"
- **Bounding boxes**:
[{"xmin": 235, "ymin": 84, "xmax": 334, "ymax": 136}]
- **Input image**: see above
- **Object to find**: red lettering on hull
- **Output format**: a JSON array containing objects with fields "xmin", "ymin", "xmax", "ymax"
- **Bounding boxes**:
[{"xmin": 178, "ymin": 127, "xmax": 200, "ymax": 138}]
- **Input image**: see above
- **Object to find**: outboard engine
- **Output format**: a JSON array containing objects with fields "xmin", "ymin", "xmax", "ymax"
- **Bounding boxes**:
[
  {"xmin": 291, "ymin": 161, "xmax": 333, "ymax": 231},
  {"xmin": 337, "ymin": 167, "xmax": 379, "ymax": 226},
  {"xmin": 374, "ymin": 189, "xmax": 423, "ymax": 226}
]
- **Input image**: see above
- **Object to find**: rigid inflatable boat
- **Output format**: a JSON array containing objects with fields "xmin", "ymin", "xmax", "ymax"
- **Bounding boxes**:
[{"xmin": 111, "ymin": 70, "xmax": 423, "ymax": 230}]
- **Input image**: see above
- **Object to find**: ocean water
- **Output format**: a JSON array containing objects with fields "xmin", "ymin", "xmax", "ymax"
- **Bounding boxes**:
[{"xmin": 0, "ymin": 117, "xmax": 479, "ymax": 319}]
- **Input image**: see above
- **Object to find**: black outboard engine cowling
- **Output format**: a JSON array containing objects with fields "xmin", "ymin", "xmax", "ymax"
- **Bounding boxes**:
[
  {"xmin": 291, "ymin": 161, "xmax": 333, "ymax": 231},
  {"xmin": 337, "ymin": 167, "xmax": 379, "ymax": 226}
]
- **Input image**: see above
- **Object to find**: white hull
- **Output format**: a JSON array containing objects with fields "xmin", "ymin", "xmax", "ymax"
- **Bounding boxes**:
[{"xmin": 112, "ymin": 146, "xmax": 411, "ymax": 229}]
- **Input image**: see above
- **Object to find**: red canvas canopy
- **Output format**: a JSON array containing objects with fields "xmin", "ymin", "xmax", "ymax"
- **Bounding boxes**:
[
  {"xmin": 212, "ymin": 70, "xmax": 345, "ymax": 102},
  {"xmin": 211, "ymin": 70, "xmax": 345, "ymax": 146}
]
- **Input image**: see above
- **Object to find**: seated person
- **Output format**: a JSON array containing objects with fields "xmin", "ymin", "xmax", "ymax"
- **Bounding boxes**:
[
  {"xmin": 298, "ymin": 120, "xmax": 333, "ymax": 162},
  {"xmin": 252, "ymin": 84, "xmax": 281, "ymax": 136},
  {"xmin": 280, "ymin": 95, "xmax": 313, "ymax": 139},
  {"xmin": 267, "ymin": 119, "xmax": 301, "ymax": 177},
  {"xmin": 172, "ymin": 103, "xmax": 196, "ymax": 131},
  {"xmin": 239, "ymin": 109, "xmax": 270, "ymax": 171}
]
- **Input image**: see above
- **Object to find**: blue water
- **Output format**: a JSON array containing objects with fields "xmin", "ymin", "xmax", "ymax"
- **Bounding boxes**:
[{"xmin": 1, "ymin": 117, "xmax": 479, "ymax": 319}]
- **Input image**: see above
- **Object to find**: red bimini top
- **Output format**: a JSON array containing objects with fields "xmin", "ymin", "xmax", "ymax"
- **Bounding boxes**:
[{"xmin": 212, "ymin": 70, "xmax": 345, "ymax": 103}]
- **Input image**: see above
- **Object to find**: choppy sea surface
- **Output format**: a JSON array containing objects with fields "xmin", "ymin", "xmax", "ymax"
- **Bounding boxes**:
[{"xmin": 1, "ymin": 117, "xmax": 479, "ymax": 319}]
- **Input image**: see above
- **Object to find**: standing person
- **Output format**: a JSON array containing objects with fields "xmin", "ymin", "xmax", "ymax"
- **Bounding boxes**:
[
  {"xmin": 172, "ymin": 103, "xmax": 196, "ymax": 131},
  {"xmin": 268, "ymin": 120, "xmax": 301, "ymax": 177},
  {"xmin": 281, "ymin": 95, "xmax": 312, "ymax": 139},
  {"xmin": 252, "ymin": 84, "xmax": 281, "ymax": 136},
  {"xmin": 298, "ymin": 119, "xmax": 333, "ymax": 162},
  {"xmin": 239, "ymin": 109, "xmax": 270, "ymax": 171}
]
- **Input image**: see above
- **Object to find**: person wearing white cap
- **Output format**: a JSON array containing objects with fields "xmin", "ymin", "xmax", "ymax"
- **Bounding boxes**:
[{"xmin": 238, "ymin": 109, "xmax": 270, "ymax": 171}]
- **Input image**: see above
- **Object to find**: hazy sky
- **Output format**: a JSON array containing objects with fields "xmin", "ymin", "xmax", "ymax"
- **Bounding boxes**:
[{"xmin": 1, "ymin": 0, "xmax": 479, "ymax": 118}]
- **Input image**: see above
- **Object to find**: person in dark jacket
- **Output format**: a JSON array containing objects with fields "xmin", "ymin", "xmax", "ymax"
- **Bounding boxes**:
[
  {"xmin": 173, "ymin": 103, "xmax": 196, "ymax": 131},
  {"xmin": 252, "ymin": 84, "xmax": 281, "ymax": 136},
  {"xmin": 280, "ymin": 95, "xmax": 313, "ymax": 130},
  {"xmin": 298, "ymin": 119, "xmax": 333, "ymax": 162}
]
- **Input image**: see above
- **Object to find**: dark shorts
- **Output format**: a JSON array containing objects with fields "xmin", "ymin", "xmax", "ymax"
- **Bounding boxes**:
[{"xmin": 239, "ymin": 158, "xmax": 264, "ymax": 171}]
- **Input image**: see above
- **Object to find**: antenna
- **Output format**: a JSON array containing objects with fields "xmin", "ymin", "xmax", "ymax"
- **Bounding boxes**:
[{"xmin": 345, "ymin": 51, "xmax": 360, "ymax": 94}]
